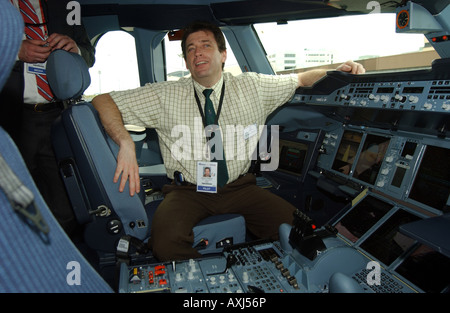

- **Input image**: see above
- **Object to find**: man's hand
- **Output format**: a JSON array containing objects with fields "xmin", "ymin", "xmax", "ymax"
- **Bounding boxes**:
[
  {"xmin": 18, "ymin": 39, "xmax": 52, "ymax": 63},
  {"xmin": 47, "ymin": 33, "xmax": 80, "ymax": 54},
  {"xmin": 18, "ymin": 33, "xmax": 80, "ymax": 64},
  {"xmin": 114, "ymin": 139, "xmax": 141, "ymax": 197},
  {"xmin": 336, "ymin": 60, "xmax": 366, "ymax": 74}
]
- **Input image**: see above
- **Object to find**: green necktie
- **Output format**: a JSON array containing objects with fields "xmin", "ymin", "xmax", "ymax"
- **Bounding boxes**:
[{"xmin": 203, "ymin": 89, "xmax": 229, "ymax": 187}]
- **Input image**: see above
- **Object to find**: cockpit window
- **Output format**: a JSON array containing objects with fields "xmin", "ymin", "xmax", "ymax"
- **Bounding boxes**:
[
  {"xmin": 85, "ymin": 30, "xmax": 140, "ymax": 98},
  {"xmin": 254, "ymin": 13, "xmax": 438, "ymax": 74}
]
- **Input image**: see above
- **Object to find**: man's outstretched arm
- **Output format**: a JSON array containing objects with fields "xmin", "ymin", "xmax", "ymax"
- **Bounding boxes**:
[
  {"xmin": 297, "ymin": 60, "xmax": 365, "ymax": 87},
  {"xmin": 92, "ymin": 94, "xmax": 141, "ymax": 196}
]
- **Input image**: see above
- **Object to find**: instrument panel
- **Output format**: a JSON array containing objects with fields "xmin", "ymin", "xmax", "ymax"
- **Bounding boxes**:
[
  {"xmin": 292, "ymin": 58, "xmax": 450, "ymax": 114},
  {"xmin": 316, "ymin": 125, "xmax": 450, "ymax": 214},
  {"xmin": 287, "ymin": 58, "xmax": 450, "ymax": 216}
]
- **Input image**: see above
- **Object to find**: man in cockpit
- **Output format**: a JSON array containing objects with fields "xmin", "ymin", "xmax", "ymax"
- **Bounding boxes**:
[{"xmin": 92, "ymin": 21, "xmax": 365, "ymax": 261}]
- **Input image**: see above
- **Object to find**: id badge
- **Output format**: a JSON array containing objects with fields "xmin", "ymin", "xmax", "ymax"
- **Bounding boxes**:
[
  {"xmin": 196, "ymin": 161, "xmax": 217, "ymax": 193},
  {"xmin": 27, "ymin": 62, "xmax": 47, "ymax": 75}
]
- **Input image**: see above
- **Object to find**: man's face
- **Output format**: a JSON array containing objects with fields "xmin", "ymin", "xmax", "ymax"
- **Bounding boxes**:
[{"xmin": 185, "ymin": 30, "xmax": 227, "ymax": 87}]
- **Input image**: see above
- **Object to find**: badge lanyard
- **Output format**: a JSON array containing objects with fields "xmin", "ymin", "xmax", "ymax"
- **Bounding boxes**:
[
  {"xmin": 194, "ymin": 82, "xmax": 226, "ymax": 193},
  {"xmin": 194, "ymin": 82, "xmax": 226, "ymax": 133}
]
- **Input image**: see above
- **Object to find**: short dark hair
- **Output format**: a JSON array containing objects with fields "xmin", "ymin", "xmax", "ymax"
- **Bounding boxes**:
[{"xmin": 181, "ymin": 21, "xmax": 227, "ymax": 61}]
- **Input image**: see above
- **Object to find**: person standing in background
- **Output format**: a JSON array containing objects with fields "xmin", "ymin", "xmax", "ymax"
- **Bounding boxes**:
[{"xmin": 0, "ymin": 0, "xmax": 95, "ymax": 237}]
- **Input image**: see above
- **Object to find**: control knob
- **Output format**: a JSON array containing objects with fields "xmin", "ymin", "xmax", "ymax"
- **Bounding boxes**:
[
  {"xmin": 442, "ymin": 103, "xmax": 450, "ymax": 111},
  {"xmin": 368, "ymin": 94, "xmax": 380, "ymax": 102},
  {"xmin": 394, "ymin": 94, "xmax": 407, "ymax": 103},
  {"xmin": 408, "ymin": 95, "xmax": 419, "ymax": 103},
  {"xmin": 242, "ymin": 271, "xmax": 249, "ymax": 283},
  {"xmin": 380, "ymin": 95, "xmax": 390, "ymax": 104},
  {"xmin": 340, "ymin": 93, "xmax": 351, "ymax": 100}
]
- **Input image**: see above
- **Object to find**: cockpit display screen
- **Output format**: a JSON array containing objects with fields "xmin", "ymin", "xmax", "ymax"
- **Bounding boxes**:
[
  {"xmin": 409, "ymin": 145, "xmax": 450, "ymax": 212},
  {"xmin": 332, "ymin": 130, "xmax": 362, "ymax": 175},
  {"xmin": 335, "ymin": 195, "xmax": 393, "ymax": 243},
  {"xmin": 395, "ymin": 243, "xmax": 450, "ymax": 293},
  {"xmin": 278, "ymin": 140, "xmax": 308, "ymax": 176},
  {"xmin": 359, "ymin": 209, "xmax": 420, "ymax": 266},
  {"xmin": 352, "ymin": 134, "xmax": 390, "ymax": 185}
]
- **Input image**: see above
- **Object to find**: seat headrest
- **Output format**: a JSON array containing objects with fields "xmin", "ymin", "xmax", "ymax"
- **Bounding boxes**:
[
  {"xmin": 46, "ymin": 50, "xmax": 91, "ymax": 101},
  {"xmin": 0, "ymin": 1, "xmax": 24, "ymax": 91}
]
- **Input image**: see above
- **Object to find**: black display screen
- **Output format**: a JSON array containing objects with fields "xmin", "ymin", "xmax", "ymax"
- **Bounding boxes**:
[
  {"xmin": 332, "ymin": 130, "xmax": 362, "ymax": 175},
  {"xmin": 352, "ymin": 134, "xmax": 390, "ymax": 185},
  {"xmin": 360, "ymin": 209, "xmax": 420, "ymax": 266},
  {"xmin": 335, "ymin": 195, "xmax": 393, "ymax": 243},
  {"xmin": 278, "ymin": 140, "xmax": 308, "ymax": 176},
  {"xmin": 396, "ymin": 244, "xmax": 450, "ymax": 293},
  {"xmin": 409, "ymin": 145, "xmax": 450, "ymax": 212}
]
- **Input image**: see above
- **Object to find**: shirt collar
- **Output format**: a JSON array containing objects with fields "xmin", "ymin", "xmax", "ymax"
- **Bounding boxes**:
[{"xmin": 193, "ymin": 75, "xmax": 224, "ymax": 102}]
